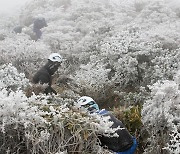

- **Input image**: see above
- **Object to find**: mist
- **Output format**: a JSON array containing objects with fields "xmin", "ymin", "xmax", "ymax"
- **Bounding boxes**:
[{"xmin": 0, "ymin": 0, "xmax": 30, "ymax": 15}]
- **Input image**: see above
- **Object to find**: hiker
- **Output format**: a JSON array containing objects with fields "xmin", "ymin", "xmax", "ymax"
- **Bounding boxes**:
[
  {"xmin": 33, "ymin": 17, "xmax": 47, "ymax": 40},
  {"xmin": 75, "ymin": 96, "xmax": 137, "ymax": 154},
  {"xmin": 32, "ymin": 53, "xmax": 63, "ymax": 95}
]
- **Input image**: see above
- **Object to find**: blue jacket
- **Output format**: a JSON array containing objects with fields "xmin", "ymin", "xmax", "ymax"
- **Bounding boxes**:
[{"xmin": 97, "ymin": 109, "xmax": 136, "ymax": 153}]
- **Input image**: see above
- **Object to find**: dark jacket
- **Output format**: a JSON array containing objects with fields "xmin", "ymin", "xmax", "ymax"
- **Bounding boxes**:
[
  {"xmin": 32, "ymin": 60, "xmax": 59, "ymax": 94},
  {"xmin": 97, "ymin": 109, "xmax": 133, "ymax": 152},
  {"xmin": 33, "ymin": 17, "xmax": 47, "ymax": 40}
]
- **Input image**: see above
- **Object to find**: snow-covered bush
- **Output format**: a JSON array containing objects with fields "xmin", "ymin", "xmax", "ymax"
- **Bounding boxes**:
[
  {"xmin": 0, "ymin": 63, "xmax": 29, "ymax": 91},
  {"xmin": 73, "ymin": 54, "xmax": 111, "ymax": 99},
  {"xmin": 69, "ymin": 0, "xmax": 180, "ymax": 104},
  {"xmin": 0, "ymin": 62, "xmax": 114, "ymax": 154},
  {"xmin": 1, "ymin": 0, "xmax": 180, "ymax": 153},
  {"xmin": 0, "ymin": 34, "xmax": 51, "ymax": 78},
  {"xmin": 0, "ymin": 88, "xmax": 116, "ymax": 154},
  {"xmin": 142, "ymin": 79, "xmax": 180, "ymax": 153},
  {"xmin": 16, "ymin": 0, "xmax": 180, "ymax": 94},
  {"xmin": 101, "ymin": 31, "xmax": 180, "ymax": 90}
]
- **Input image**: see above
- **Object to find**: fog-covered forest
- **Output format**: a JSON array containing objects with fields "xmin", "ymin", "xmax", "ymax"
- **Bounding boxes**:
[{"xmin": 0, "ymin": 0, "xmax": 180, "ymax": 153}]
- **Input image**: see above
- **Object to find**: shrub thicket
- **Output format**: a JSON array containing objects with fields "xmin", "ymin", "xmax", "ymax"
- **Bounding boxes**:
[{"xmin": 0, "ymin": 0, "xmax": 180, "ymax": 153}]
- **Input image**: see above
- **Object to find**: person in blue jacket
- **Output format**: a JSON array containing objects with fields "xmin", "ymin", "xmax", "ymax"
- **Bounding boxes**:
[{"xmin": 75, "ymin": 96, "xmax": 137, "ymax": 154}]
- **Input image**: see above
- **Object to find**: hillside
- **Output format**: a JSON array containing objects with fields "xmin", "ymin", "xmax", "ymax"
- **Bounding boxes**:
[{"xmin": 0, "ymin": 0, "xmax": 180, "ymax": 153}]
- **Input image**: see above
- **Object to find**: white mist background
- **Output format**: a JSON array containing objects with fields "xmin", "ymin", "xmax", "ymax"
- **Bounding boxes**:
[{"xmin": 0, "ymin": 0, "xmax": 30, "ymax": 15}]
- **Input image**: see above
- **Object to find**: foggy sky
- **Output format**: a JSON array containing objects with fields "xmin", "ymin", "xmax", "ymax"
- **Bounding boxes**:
[{"xmin": 0, "ymin": 0, "xmax": 30, "ymax": 15}]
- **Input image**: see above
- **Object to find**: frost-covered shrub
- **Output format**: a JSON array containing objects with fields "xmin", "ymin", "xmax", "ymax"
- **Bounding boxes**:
[
  {"xmin": 1, "ymin": 1, "xmax": 180, "ymax": 152},
  {"xmin": 14, "ymin": 0, "xmax": 180, "ymax": 99},
  {"xmin": 0, "ymin": 88, "xmax": 116, "ymax": 154},
  {"xmin": 19, "ymin": 0, "xmax": 117, "ymax": 53},
  {"xmin": 73, "ymin": 54, "xmax": 112, "ymax": 100},
  {"xmin": 0, "ymin": 89, "xmax": 48, "ymax": 153},
  {"xmin": 0, "ymin": 63, "xmax": 29, "ymax": 91},
  {"xmin": 0, "ymin": 90, "xmax": 47, "ymax": 131},
  {"xmin": 100, "ymin": 27, "xmax": 180, "ymax": 91},
  {"xmin": 0, "ymin": 34, "xmax": 51, "ymax": 78},
  {"xmin": 166, "ymin": 128, "xmax": 180, "ymax": 154},
  {"xmin": 142, "ymin": 80, "xmax": 180, "ymax": 154}
]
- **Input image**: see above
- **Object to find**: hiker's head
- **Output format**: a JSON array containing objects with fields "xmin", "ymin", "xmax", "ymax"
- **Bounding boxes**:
[{"xmin": 75, "ymin": 96, "xmax": 99, "ymax": 113}]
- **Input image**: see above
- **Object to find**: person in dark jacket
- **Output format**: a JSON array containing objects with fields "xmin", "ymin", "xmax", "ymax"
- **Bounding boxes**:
[
  {"xmin": 32, "ymin": 53, "xmax": 63, "ymax": 95},
  {"xmin": 33, "ymin": 17, "xmax": 47, "ymax": 40},
  {"xmin": 75, "ymin": 96, "xmax": 137, "ymax": 154}
]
